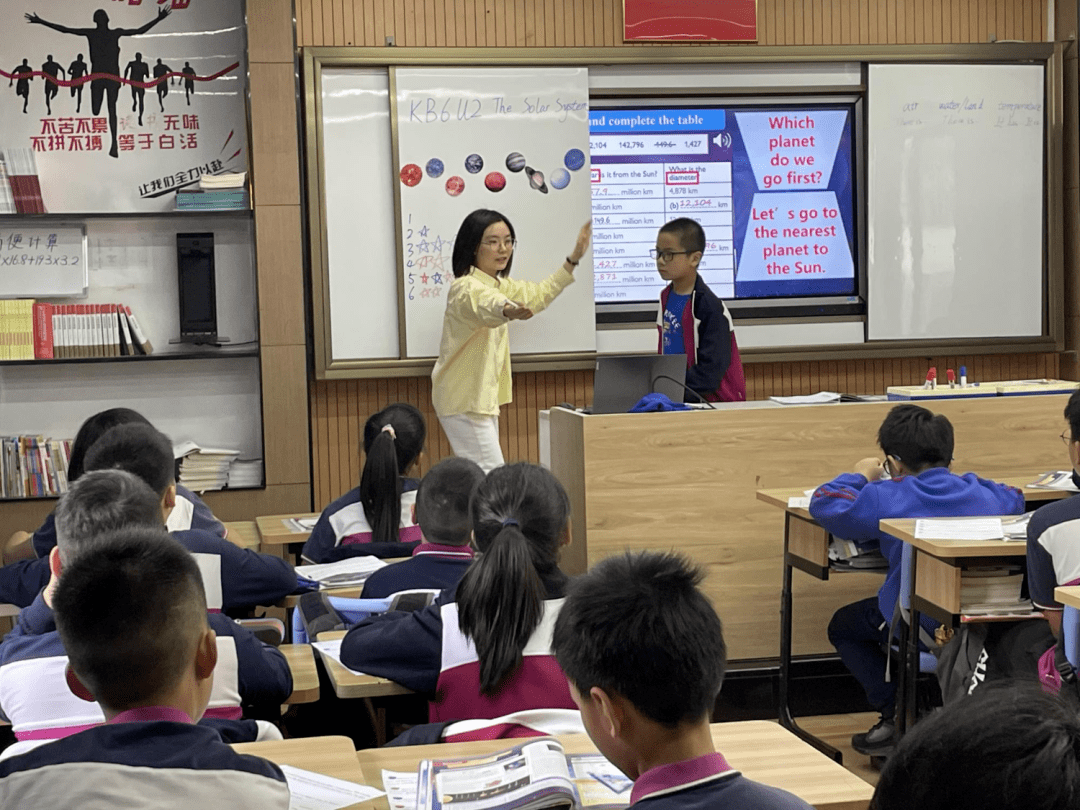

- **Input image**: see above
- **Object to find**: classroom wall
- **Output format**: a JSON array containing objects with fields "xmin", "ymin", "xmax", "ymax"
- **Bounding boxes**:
[{"xmin": 270, "ymin": 0, "xmax": 1076, "ymax": 509}]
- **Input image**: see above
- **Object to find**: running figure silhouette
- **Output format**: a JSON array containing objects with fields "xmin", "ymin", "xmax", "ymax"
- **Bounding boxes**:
[
  {"xmin": 123, "ymin": 52, "xmax": 149, "ymax": 125},
  {"xmin": 9, "ymin": 59, "xmax": 32, "ymax": 114},
  {"xmin": 152, "ymin": 57, "xmax": 171, "ymax": 112},
  {"xmin": 26, "ymin": 7, "xmax": 171, "ymax": 157},
  {"xmin": 68, "ymin": 53, "xmax": 88, "ymax": 113},
  {"xmin": 41, "ymin": 54, "xmax": 64, "ymax": 115}
]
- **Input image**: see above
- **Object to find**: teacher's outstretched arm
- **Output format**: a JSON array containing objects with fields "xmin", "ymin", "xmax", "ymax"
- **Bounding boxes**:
[{"xmin": 504, "ymin": 221, "xmax": 592, "ymax": 318}]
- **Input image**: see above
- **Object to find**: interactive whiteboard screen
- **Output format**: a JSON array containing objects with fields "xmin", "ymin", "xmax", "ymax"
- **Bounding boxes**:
[{"xmin": 589, "ymin": 103, "xmax": 857, "ymax": 304}]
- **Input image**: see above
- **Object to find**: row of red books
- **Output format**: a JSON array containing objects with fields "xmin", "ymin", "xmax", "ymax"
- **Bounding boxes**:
[{"xmin": 32, "ymin": 302, "xmax": 153, "ymax": 359}]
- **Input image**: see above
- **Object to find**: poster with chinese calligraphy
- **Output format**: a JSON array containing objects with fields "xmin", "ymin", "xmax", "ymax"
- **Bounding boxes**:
[
  {"xmin": 623, "ymin": 0, "xmax": 757, "ymax": 42},
  {"xmin": 0, "ymin": 0, "xmax": 247, "ymax": 213}
]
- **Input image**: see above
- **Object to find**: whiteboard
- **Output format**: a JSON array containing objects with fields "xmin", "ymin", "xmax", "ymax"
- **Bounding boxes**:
[
  {"xmin": 0, "ymin": 223, "xmax": 87, "ymax": 297},
  {"xmin": 867, "ymin": 64, "xmax": 1044, "ymax": 340},
  {"xmin": 394, "ymin": 67, "xmax": 595, "ymax": 359},
  {"xmin": 321, "ymin": 68, "xmax": 399, "ymax": 360}
]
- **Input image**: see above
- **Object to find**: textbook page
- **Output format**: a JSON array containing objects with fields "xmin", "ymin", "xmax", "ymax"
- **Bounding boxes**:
[
  {"xmin": 914, "ymin": 518, "xmax": 1004, "ymax": 541},
  {"xmin": 278, "ymin": 764, "xmax": 384, "ymax": 810}
]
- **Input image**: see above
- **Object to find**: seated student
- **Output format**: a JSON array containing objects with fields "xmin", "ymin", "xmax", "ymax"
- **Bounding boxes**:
[
  {"xmin": 655, "ymin": 217, "xmax": 745, "ymax": 402},
  {"xmin": 2, "ymin": 406, "xmax": 226, "ymax": 565},
  {"xmin": 303, "ymin": 403, "xmax": 427, "ymax": 563},
  {"xmin": 340, "ymin": 462, "xmax": 576, "ymax": 738},
  {"xmin": 1027, "ymin": 387, "xmax": 1080, "ymax": 691},
  {"xmin": 83, "ymin": 423, "xmax": 299, "ymax": 611},
  {"xmin": 0, "ymin": 470, "xmax": 291, "ymax": 753},
  {"xmin": 872, "ymin": 682, "xmax": 1080, "ymax": 810},
  {"xmin": 0, "ymin": 529, "xmax": 290, "ymax": 809},
  {"xmin": 809, "ymin": 403, "xmax": 1024, "ymax": 755},
  {"xmin": 551, "ymin": 551, "xmax": 811, "ymax": 810},
  {"xmin": 360, "ymin": 457, "xmax": 484, "ymax": 599}
]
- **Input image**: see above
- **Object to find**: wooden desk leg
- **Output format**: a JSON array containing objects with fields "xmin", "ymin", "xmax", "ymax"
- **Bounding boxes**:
[
  {"xmin": 364, "ymin": 697, "xmax": 388, "ymax": 747},
  {"xmin": 777, "ymin": 513, "xmax": 843, "ymax": 764}
]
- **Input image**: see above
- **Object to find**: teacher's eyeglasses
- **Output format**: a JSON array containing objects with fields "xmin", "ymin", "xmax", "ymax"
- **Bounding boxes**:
[{"xmin": 481, "ymin": 238, "xmax": 517, "ymax": 251}]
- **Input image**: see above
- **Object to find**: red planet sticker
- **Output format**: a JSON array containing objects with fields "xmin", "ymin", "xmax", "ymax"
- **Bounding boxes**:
[
  {"xmin": 399, "ymin": 164, "xmax": 422, "ymax": 186},
  {"xmin": 445, "ymin": 176, "xmax": 465, "ymax": 196},
  {"xmin": 484, "ymin": 172, "xmax": 506, "ymax": 192}
]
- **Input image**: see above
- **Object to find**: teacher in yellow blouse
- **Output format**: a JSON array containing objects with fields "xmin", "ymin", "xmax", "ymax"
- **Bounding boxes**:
[{"xmin": 432, "ymin": 209, "xmax": 591, "ymax": 472}]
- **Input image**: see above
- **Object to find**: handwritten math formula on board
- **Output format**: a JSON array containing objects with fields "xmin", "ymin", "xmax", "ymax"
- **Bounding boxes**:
[{"xmin": 0, "ymin": 223, "xmax": 87, "ymax": 297}]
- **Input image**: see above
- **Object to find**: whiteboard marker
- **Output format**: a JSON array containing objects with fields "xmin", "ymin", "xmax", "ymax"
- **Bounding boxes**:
[
  {"xmin": 959, "ymin": 366, "xmax": 967, "ymax": 387},
  {"xmin": 947, "ymin": 368, "xmax": 955, "ymax": 389}
]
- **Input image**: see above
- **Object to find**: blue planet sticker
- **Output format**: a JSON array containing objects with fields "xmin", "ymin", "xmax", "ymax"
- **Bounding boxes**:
[
  {"xmin": 464, "ymin": 153, "xmax": 484, "ymax": 174},
  {"xmin": 425, "ymin": 158, "xmax": 445, "ymax": 178},
  {"xmin": 564, "ymin": 148, "xmax": 585, "ymax": 171},
  {"xmin": 550, "ymin": 168, "xmax": 570, "ymax": 190}
]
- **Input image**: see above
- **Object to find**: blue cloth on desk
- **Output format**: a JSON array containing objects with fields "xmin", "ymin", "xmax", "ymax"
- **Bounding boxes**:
[{"xmin": 630, "ymin": 393, "xmax": 690, "ymax": 412}]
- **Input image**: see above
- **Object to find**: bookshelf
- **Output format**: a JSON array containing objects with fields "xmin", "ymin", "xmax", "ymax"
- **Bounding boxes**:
[{"xmin": 0, "ymin": 213, "xmax": 265, "ymax": 503}]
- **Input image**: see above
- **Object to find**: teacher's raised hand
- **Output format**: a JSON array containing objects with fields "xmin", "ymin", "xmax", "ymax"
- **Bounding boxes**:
[{"xmin": 563, "ymin": 221, "xmax": 593, "ymax": 273}]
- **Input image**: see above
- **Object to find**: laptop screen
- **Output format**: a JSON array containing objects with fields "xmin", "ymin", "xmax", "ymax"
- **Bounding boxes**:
[{"xmin": 591, "ymin": 354, "xmax": 688, "ymax": 414}]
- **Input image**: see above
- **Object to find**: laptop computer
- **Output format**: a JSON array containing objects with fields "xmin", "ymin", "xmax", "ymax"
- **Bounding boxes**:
[{"xmin": 589, "ymin": 354, "xmax": 689, "ymax": 414}]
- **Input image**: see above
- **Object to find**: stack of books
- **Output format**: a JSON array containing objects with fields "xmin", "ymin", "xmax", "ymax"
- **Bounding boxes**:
[
  {"xmin": 174, "ymin": 441, "xmax": 240, "ymax": 493},
  {"xmin": 228, "ymin": 458, "xmax": 263, "ymax": 489},
  {"xmin": 24, "ymin": 302, "xmax": 153, "ymax": 360},
  {"xmin": 961, "ymin": 566, "xmax": 1032, "ymax": 616},
  {"xmin": 176, "ymin": 172, "xmax": 249, "ymax": 211},
  {"xmin": 1, "ymin": 148, "xmax": 46, "ymax": 214},
  {"xmin": 0, "ymin": 300, "xmax": 35, "ymax": 360},
  {"xmin": 1, "ymin": 436, "xmax": 72, "ymax": 499}
]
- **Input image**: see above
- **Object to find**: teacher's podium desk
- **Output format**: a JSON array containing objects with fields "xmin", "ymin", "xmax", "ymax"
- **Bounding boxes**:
[{"xmin": 353, "ymin": 721, "xmax": 874, "ymax": 810}]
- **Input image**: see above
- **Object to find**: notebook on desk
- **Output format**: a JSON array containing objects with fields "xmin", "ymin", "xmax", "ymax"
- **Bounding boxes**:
[{"xmin": 588, "ymin": 354, "xmax": 688, "ymax": 414}]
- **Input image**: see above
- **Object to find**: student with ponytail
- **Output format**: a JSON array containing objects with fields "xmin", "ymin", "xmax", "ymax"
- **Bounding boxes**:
[
  {"xmin": 301, "ymin": 403, "xmax": 427, "ymax": 563},
  {"xmin": 339, "ymin": 462, "xmax": 578, "ymax": 741}
]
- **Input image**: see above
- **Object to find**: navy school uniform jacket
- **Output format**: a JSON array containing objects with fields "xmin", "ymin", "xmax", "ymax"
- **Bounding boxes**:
[
  {"xmin": 657, "ymin": 274, "xmax": 746, "ymax": 403},
  {"xmin": 340, "ymin": 572, "xmax": 575, "ymax": 726},
  {"xmin": 0, "ymin": 707, "xmax": 290, "ymax": 809},
  {"xmin": 0, "ymin": 593, "xmax": 292, "ymax": 744},
  {"xmin": 29, "ymin": 483, "xmax": 226, "ymax": 559},
  {"xmin": 0, "ymin": 558, "xmax": 50, "ymax": 609},
  {"xmin": 630, "ymin": 752, "xmax": 812, "ymax": 810},
  {"xmin": 302, "ymin": 479, "xmax": 422, "ymax": 563},
  {"xmin": 809, "ymin": 467, "xmax": 1024, "ymax": 634},
  {"xmin": 359, "ymin": 543, "xmax": 475, "ymax": 599},
  {"xmin": 1027, "ymin": 492, "xmax": 1080, "ymax": 611},
  {"xmin": 173, "ymin": 528, "xmax": 298, "ymax": 611}
]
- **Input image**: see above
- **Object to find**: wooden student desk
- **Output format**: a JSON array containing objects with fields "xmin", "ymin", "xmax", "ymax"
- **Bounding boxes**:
[
  {"xmin": 232, "ymin": 735, "xmax": 370, "ymax": 810},
  {"xmin": 352, "ymin": 721, "xmax": 874, "ymax": 810},
  {"xmin": 280, "ymin": 643, "xmax": 320, "ymax": 704},
  {"xmin": 549, "ymin": 394, "xmax": 1067, "ymax": 663},
  {"xmin": 222, "ymin": 520, "xmax": 262, "ymax": 550},
  {"xmin": 757, "ymin": 479, "xmax": 1066, "ymax": 761},
  {"xmin": 256, "ymin": 512, "xmax": 320, "ymax": 560},
  {"xmin": 1055, "ymin": 585, "xmax": 1080, "ymax": 608}
]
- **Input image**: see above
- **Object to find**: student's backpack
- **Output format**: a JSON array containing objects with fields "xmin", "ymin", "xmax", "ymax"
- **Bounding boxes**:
[{"xmin": 935, "ymin": 620, "xmax": 1054, "ymax": 704}]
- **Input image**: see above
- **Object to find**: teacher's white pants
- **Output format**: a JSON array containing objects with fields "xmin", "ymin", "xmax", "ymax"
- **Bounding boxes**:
[{"xmin": 438, "ymin": 413, "xmax": 505, "ymax": 473}]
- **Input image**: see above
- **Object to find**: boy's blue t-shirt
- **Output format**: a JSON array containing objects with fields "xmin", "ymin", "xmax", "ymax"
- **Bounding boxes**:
[{"xmin": 662, "ymin": 291, "xmax": 691, "ymax": 354}]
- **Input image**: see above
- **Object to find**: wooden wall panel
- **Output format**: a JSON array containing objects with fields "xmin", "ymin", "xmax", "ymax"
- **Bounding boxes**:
[{"xmin": 297, "ymin": 0, "xmax": 1047, "ymax": 46}]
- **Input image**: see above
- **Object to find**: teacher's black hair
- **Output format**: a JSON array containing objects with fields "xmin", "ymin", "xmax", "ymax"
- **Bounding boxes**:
[
  {"xmin": 451, "ymin": 209, "xmax": 516, "ymax": 278},
  {"xmin": 872, "ymin": 682, "xmax": 1080, "ymax": 810}
]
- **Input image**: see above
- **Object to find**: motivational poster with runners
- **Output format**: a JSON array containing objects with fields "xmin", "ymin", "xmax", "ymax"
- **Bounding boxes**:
[{"xmin": 0, "ymin": 0, "xmax": 247, "ymax": 213}]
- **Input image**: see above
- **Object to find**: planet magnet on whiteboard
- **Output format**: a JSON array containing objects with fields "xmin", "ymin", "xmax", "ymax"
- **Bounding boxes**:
[
  {"xmin": 464, "ymin": 153, "xmax": 484, "ymax": 174},
  {"xmin": 445, "ymin": 176, "xmax": 465, "ymax": 197},
  {"xmin": 550, "ymin": 168, "xmax": 570, "ymax": 190},
  {"xmin": 564, "ymin": 148, "xmax": 585, "ymax": 171},
  {"xmin": 484, "ymin": 172, "xmax": 506, "ymax": 192},
  {"xmin": 505, "ymin": 152, "xmax": 526, "ymax": 172},
  {"xmin": 425, "ymin": 158, "xmax": 445, "ymax": 178},
  {"xmin": 525, "ymin": 166, "xmax": 548, "ymax": 194},
  {"xmin": 399, "ymin": 164, "xmax": 422, "ymax": 187}
]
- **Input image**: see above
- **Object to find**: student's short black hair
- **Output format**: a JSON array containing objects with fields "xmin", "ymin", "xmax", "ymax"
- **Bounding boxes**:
[
  {"xmin": 877, "ymin": 404, "xmax": 953, "ymax": 471},
  {"xmin": 415, "ymin": 457, "xmax": 484, "ymax": 546},
  {"xmin": 67, "ymin": 407, "xmax": 152, "ymax": 482},
  {"xmin": 54, "ymin": 469, "xmax": 163, "ymax": 566},
  {"xmin": 658, "ymin": 217, "xmax": 706, "ymax": 255},
  {"xmin": 1064, "ymin": 387, "xmax": 1080, "ymax": 441},
  {"xmin": 53, "ymin": 528, "xmax": 207, "ymax": 712},
  {"xmin": 451, "ymin": 209, "xmax": 516, "ymax": 278},
  {"xmin": 83, "ymin": 423, "xmax": 174, "ymax": 496},
  {"xmin": 873, "ymin": 682, "xmax": 1080, "ymax": 810},
  {"xmin": 552, "ymin": 551, "xmax": 726, "ymax": 727}
]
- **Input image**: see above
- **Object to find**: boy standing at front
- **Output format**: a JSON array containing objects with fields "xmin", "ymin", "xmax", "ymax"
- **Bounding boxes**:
[
  {"xmin": 552, "ymin": 551, "xmax": 811, "ymax": 810},
  {"xmin": 655, "ymin": 217, "xmax": 745, "ymax": 403},
  {"xmin": 0, "ymin": 529, "xmax": 290, "ymax": 808}
]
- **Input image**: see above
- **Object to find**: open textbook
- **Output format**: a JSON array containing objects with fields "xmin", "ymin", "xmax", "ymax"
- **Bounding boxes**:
[{"xmin": 408, "ymin": 738, "xmax": 632, "ymax": 810}]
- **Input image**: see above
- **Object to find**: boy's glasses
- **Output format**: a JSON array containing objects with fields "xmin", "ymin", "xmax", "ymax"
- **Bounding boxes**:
[
  {"xmin": 481, "ymin": 238, "xmax": 516, "ymax": 250},
  {"xmin": 883, "ymin": 456, "xmax": 900, "ymax": 477},
  {"xmin": 1062, "ymin": 431, "xmax": 1076, "ymax": 446},
  {"xmin": 650, "ymin": 249, "xmax": 692, "ymax": 262}
]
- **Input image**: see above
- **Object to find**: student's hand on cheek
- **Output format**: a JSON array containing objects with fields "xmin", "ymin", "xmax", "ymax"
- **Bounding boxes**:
[{"xmin": 853, "ymin": 457, "xmax": 885, "ymax": 481}]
